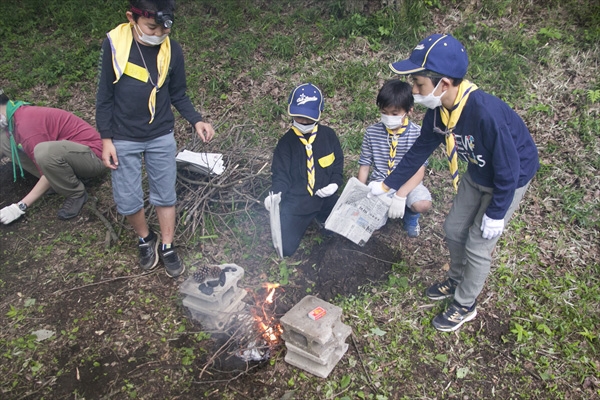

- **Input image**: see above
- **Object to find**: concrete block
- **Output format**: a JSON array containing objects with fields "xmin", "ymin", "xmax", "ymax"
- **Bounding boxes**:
[
  {"xmin": 284, "ymin": 340, "xmax": 349, "ymax": 378},
  {"xmin": 280, "ymin": 295, "xmax": 351, "ymax": 378},
  {"xmin": 180, "ymin": 264, "xmax": 247, "ymax": 330},
  {"xmin": 182, "ymin": 289, "xmax": 247, "ymax": 330}
]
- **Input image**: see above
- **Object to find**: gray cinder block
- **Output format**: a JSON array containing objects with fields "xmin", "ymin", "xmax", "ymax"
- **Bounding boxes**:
[
  {"xmin": 179, "ymin": 264, "xmax": 247, "ymax": 331},
  {"xmin": 280, "ymin": 295, "xmax": 352, "ymax": 378}
]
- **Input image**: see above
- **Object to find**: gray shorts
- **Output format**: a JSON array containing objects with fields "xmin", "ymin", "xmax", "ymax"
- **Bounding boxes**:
[
  {"xmin": 406, "ymin": 182, "xmax": 432, "ymax": 207},
  {"xmin": 111, "ymin": 133, "xmax": 177, "ymax": 215}
]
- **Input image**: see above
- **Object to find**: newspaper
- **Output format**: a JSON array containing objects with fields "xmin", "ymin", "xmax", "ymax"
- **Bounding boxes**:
[
  {"xmin": 176, "ymin": 150, "xmax": 225, "ymax": 176},
  {"xmin": 268, "ymin": 192, "xmax": 284, "ymax": 259},
  {"xmin": 324, "ymin": 177, "xmax": 392, "ymax": 246}
]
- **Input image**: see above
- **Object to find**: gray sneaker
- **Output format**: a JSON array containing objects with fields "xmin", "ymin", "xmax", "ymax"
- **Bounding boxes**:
[
  {"xmin": 160, "ymin": 246, "xmax": 185, "ymax": 278},
  {"xmin": 138, "ymin": 232, "xmax": 159, "ymax": 271},
  {"xmin": 425, "ymin": 278, "xmax": 458, "ymax": 300},
  {"xmin": 57, "ymin": 192, "xmax": 88, "ymax": 220}
]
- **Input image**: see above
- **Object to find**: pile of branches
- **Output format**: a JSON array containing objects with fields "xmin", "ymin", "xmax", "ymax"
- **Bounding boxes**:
[{"xmin": 174, "ymin": 124, "xmax": 272, "ymax": 242}]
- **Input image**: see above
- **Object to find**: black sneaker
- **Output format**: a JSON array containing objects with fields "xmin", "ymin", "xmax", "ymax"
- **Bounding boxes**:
[
  {"xmin": 432, "ymin": 301, "xmax": 477, "ymax": 332},
  {"xmin": 138, "ymin": 232, "xmax": 159, "ymax": 271},
  {"xmin": 160, "ymin": 246, "xmax": 185, "ymax": 278},
  {"xmin": 57, "ymin": 191, "xmax": 88, "ymax": 220},
  {"xmin": 425, "ymin": 278, "xmax": 458, "ymax": 300}
]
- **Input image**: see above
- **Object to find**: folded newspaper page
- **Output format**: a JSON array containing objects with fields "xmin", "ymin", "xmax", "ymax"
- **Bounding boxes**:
[
  {"xmin": 268, "ymin": 192, "xmax": 284, "ymax": 259},
  {"xmin": 324, "ymin": 177, "xmax": 392, "ymax": 246},
  {"xmin": 176, "ymin": 150, "xmax": 225, "ymax": 176}
]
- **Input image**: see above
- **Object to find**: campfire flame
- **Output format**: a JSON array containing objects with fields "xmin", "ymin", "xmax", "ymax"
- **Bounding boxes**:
[
  {"xmin": 234, "ymin": 282, "xmax": 283, "ymax": 362},
  {"xmin": 255, "ymin": 283, "xmax": 282, "ymax": 345}
]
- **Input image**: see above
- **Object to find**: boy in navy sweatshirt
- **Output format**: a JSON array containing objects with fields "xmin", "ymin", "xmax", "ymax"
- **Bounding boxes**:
[{"xmin": 369, "ymin": 34, "xmax": 539, "ymax": 332}]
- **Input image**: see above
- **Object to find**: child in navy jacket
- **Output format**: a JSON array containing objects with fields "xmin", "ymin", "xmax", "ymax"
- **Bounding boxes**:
[
  {"xmin": 265, "ymin": 83, "xmax": 344, "ymax": 257},
  {"xmin": 370, "ymin": 34, "xmax": 539, "ymax": 332}
]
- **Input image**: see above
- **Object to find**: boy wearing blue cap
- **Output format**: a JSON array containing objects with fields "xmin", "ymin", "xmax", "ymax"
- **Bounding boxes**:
[
  {"xmin": 369, "ymin": 34, "xmax": 539, "ymax": 331},
  {"xmin": 358, "ymin": 79, "xmax": 432, "ymax": 237},
  {"xmin": 264, "ymin": 83, "xmax": 344, "ymax": 257},
  {"xmin": 96, "ymin": 0, "xmax": 215, "ymax": 278}
]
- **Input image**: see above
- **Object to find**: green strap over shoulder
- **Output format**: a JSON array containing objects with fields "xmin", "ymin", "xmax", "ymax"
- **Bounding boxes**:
[{"xmin": 6, "ymin": 100, "xmax": 30, "ymax": 181}]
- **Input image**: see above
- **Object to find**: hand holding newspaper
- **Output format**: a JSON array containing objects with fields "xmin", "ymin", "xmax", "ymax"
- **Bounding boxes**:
[{"xmin": 324, "ymin": 177, "xmax": 393, "ymax": 246}]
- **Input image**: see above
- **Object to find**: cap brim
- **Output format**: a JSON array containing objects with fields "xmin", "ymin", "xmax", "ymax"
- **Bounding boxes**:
[
  {"xmin": 288, "ymin": 104, "xmax": 320, "ymax": 121},
  {"xmin": 389, "ymin": 59, "xmax": 425, "ymax": 75}
]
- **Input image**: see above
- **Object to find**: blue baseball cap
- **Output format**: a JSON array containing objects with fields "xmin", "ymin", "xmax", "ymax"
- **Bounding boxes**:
[
  {"xmin": 389, "ymin": 34, "xmax": 469, "ymax": 79},
  {"xmin": 288, "ymin": 83, "xmax": 324, "ymax": 121}
]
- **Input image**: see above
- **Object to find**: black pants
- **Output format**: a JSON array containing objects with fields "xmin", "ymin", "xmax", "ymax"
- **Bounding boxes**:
[{"xmin": 280, "ymin": 195, "xmax": 338, "ymax": 257}]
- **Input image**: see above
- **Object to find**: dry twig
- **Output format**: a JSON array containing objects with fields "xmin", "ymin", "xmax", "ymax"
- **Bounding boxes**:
[{"xmin": 174, "ymin": 124, "xmax": 271, "ymax": 242}]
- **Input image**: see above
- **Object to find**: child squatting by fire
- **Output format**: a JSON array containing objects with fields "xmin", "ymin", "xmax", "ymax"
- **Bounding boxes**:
[{"xmin": 264, "ymin": 83, "xmax": 344, "ymax": 257}]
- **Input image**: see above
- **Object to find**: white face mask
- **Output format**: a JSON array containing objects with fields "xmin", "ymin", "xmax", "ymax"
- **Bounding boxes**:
[
  {"xmin": 380, "ymin": 113, "xmax": 406, "ymax": 130},
  {"xmin": 293, "ymin": 119, "xmax": 317, "ymax": 134},
  {"xmin": 0, "ymin": 114, "xmax": 7, "ymax": 130},
  {"xmin": 134, "ymin": 23, "xmax": 168, "ymax": 46},
  {"xmin": 413, "ymin": 80, "xmax": 446, "ymax": 110}
]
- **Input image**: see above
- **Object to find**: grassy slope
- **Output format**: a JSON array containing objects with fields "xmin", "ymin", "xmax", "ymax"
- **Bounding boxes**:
[{"xmin": 1, "ymin": 0, "xmax": 599, "ymax": 399}]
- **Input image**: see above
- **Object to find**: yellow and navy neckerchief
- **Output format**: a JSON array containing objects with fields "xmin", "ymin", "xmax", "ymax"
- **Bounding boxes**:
[
  {"xmin": 385, "ymin": 116, "xmax": 409, "ymax": 176},
  {"xmin": 291, "ymin": 125, "xmax": 318, "ymax": 196},
  {"xmin": 439, "ymin": 80, "xmax": 478, "ymax": 191},
  {"xmin": 106, "ymin": 23, "xmax": 171, "ymax": 124}
]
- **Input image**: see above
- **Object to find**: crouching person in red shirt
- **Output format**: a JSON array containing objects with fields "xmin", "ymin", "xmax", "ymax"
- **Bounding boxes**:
[{"xmin": 0, "ymin": 89, "xmax": 105, "ymax": 224}]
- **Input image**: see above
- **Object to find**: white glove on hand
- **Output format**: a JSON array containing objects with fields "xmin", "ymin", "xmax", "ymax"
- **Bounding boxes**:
[
  {"xmin": 0, "ymin": 203, "xmax": 25, "ymax": 225},
  {"xmin": 316, "ymin": 183, "xmax": 338, "ymax": 198},
  {"xmin": 388, "ymin": 195, "xmax": 407, "ymax": 219},
  {"xmin": 264, "ymin": 192, "xmax": 281, "ymax": 212},
  {"xmin": 367, "ymin": 181, "xmax": 389, "ymax": 198},
  {"xmin": 377, "ymin": 193, "xmax": 393, "ymax": 206},
  {"xmin": 481, "ymin": 214, "xmax": 504, "ymax": 240}
]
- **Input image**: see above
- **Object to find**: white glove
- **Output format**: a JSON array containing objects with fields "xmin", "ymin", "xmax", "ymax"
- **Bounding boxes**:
[
  {"xmin": 264, "ymin": 192, "xmax": 281, "ymax": 212},
  {"xmin": 388, "ymin": 195, "xmax": 407, "ymax": 219},
  {"xmin": 377, "ymin": 193, "xmax": 393, "ymax": 206},
  {"xmin": 316, "ymin": 183, "xmax": 338, "ymax": 198},
  {"xmin": 367, "ymin": 181, "xmax": 389, "ymax": 198},
  {"xmin": 0, "ymin": 203, "xmax": 25, "ymax": 224},
  {"xmin": 481, "ymin": 214, "xmax": 504, "ymax": 240}
]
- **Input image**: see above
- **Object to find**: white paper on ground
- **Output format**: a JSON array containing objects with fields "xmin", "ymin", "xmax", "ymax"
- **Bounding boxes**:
[
  {"xmin": 32, "ymin": 329, "xmax": 55, "ymax": 342},
  {"xmin": 176, "ymin": 150, "xmax": 225, "ymax": 176}
]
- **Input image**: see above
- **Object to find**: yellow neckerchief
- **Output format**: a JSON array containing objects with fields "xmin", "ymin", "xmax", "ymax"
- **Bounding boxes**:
[
  {"xmin": 385, "ymin": 116, "xmax": 409, "ymax": 176},
  {"xmin": 106, "ymin": 22, "xmax": 171, "ymax": 124},
  {"xmin": 292, "ymin": 125, "xmax": 319, "ymax": 196},
  {"xmin": 439, "ymin": 80, "xmax": 478, "ymax": 191}
]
